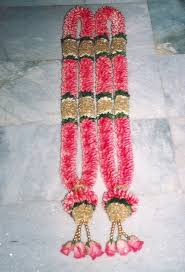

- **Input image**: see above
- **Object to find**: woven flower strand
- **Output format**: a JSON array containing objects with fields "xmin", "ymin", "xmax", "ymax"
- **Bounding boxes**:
[
  {"xmin": 60, "ymin": 6, "xmax": 102, "ymax": 259},
  {"xmin": 95, "ymin": 6, "xmax": 143, "ymax": 256}
]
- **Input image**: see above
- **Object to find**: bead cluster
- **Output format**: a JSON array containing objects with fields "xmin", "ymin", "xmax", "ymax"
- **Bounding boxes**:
[
  {"xmin": 72, "ymin": 221, "xmax": 92, "ymax": 243},
  {"xmin": 79, "ymin": 94, "xmax": 95, "ymax": 121},
  {"xmin": 72, "ymin": 203, "xmax": 94, "ymax": 225},
  {"xmin": 79, "ymin": 39, "xmax": 94, "ymax": 58},
  {"xmin": 111, "ymin": 36, "xmax": 127, "ymax": 55},
  {"xmin": 61, "ymin": 94, "xmax": 77, "ymax": 122},
  {"xmin": 63, "ymin": 38, "xmax": 78, "ymax": 59},
  {"xmin": 106, "ymin": 202, "xmax": 131, "ymax": 222},
  {"xmin": 73, "ymin": 224, "xmax": 82, "ymax": 243}
]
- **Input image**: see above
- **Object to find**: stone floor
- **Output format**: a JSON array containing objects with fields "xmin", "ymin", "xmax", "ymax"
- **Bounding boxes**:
[
  {"xmin": 148, "ymin": 0, "xmax": 185, "ymax": 55},
  {"xmin": 0, "ymin": 0, "xmax": 185, "ymax": 271}
]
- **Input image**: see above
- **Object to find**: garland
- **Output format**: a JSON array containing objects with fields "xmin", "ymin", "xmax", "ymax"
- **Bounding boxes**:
[
  {"xmin": 60, "ymin": 6, "xmax": 103, "ymax": 260},
  {"xmin": 95, "ymin": 6, "xmax": 143, "ymax": 256},
  {"xmin": 60, "ymin": 6, "xmax": 143, "ymax": 260}
]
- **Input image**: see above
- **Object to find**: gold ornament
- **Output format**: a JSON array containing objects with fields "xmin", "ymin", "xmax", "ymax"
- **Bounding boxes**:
[
  {"xmin": 106, "ymin": 202, "xmax": 131, "ymax": 222},
  {"xmin": 63, "ymin": 39, "xmax": 78, "ymax": 57},
  {"xmin": 79, "ymin": 96, "xmax": 95, "ymax": 118},
  {"xmin": 97, "ymin": 96, "xmax": 113, "ymax": 115},
  {"xmin": 61, "ymin": 98, "xmax": 77, "ymax": 120},
  {"xmin": 79, "ymin": 40, "xmax": 94, "ymax": 57},
  {"xmin": 95, "ymin": 38, "xmax": 109, "ymax": 54},
  {"xmin": 111, "ymin": 37, "xmax": 126, "ymax": 54},
  {"xmin": 114, "ymin": 95, "xmax": 129, "ymax": 115},
  {"xmin": 72, "ymin": 203, "xmax": 94, "ymax": 225}
]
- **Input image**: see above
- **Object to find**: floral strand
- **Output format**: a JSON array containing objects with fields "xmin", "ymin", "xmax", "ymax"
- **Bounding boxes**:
[
  {"xmin": 60, "ymin": 6, "xmax": 103, "ymax": 259},
  {"xmin": 95, "ymin": 6, "xmax": 143, "ymax": 256}
]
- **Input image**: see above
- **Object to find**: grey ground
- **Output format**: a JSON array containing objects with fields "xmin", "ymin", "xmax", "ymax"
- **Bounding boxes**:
[{"xmin": 0, "ymin": 0, "xmax": 185, "ymax": 271}]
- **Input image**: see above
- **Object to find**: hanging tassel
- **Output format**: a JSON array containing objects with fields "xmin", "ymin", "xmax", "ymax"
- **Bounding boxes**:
[
  {"xmin": 60, "ymin": 201, "xmax": 103, "ymax": 259},
  {"xmin": 104, "ymin": 191, "xmax": 143, "ymax": 256}
]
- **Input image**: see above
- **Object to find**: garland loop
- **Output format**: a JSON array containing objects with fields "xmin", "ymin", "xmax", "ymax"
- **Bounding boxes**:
[{"xmin": 95, "ymin": 6, "xmax": 143, "ymax": 256}]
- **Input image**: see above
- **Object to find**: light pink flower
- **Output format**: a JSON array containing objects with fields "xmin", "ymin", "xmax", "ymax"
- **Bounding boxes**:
[
  {"xmin": 102, "ymin": 189, "xmax": 138, "ymax": 213},
  {"xmin": 128, "ymin": 235, "xmax": 144, "ymax": 252},
  {"xmin": 105, "ymin": 241, "xmax": 117, "ymax": 256},
  {"xmin": 73, "ymin": 242, "xmax": 86, "ymax": 259},
  {"xmin": 86, "ymin": 241, "xmax": 104, "ymax": 260},
  {"xmin": 63, "ymin": 189, "xmax": 98, "ymax": 212},
  {"xmin": 60, "ymin": 241, "xmax": 74, "ymax": 256},
  {"xmin": 116, "ymin": 239, "xmax": 131, "ymax": 256}
]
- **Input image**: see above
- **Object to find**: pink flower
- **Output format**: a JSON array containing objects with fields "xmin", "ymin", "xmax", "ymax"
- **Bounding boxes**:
[
  {"xmin": 102, "ymin": 189, "xmax": 138, "ymax": 213},
  {"xmin": 60, "ymin": 241, "xmax": 74, "ymax": 256},
  {"xmin": 86, "ymin": 241, "xmax": 104, "ymax": 260},
  {"xmin": 63, "ymin": 189, "xmax": 98, "ymax": 212},
  {"xmin": 128, "ymin": 235, "xmax": 144, "ymax": 252},
  {"xmin": 105, "ymin": 241, "xmax": 117, "ymax": 256},
  {"xmin": 73, "ymin": 242, "xmax": 86, "ymax": 259},
  {"xmin": 116, "ymin": 239, "xmax": 131, "ymax": 256}
]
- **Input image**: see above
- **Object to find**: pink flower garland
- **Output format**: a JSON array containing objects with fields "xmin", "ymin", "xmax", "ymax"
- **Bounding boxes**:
[
  {"xmin": 60, "ymin": 6, "xmax": 143, "ymax": 259},
  {"xmin": 95, "ymin": 6, "xmax": 143, "ymax": 255},
  {"xmin": 61, "ymin": 6, "xmax": 97, "ymax": 210},
  {"xmin": 95, "ymin": 5, "xmax": 134, "ymax": 199},
  {"xmin": 60, "ymin": 6, "xmax": 103, "ymax": 260}
]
